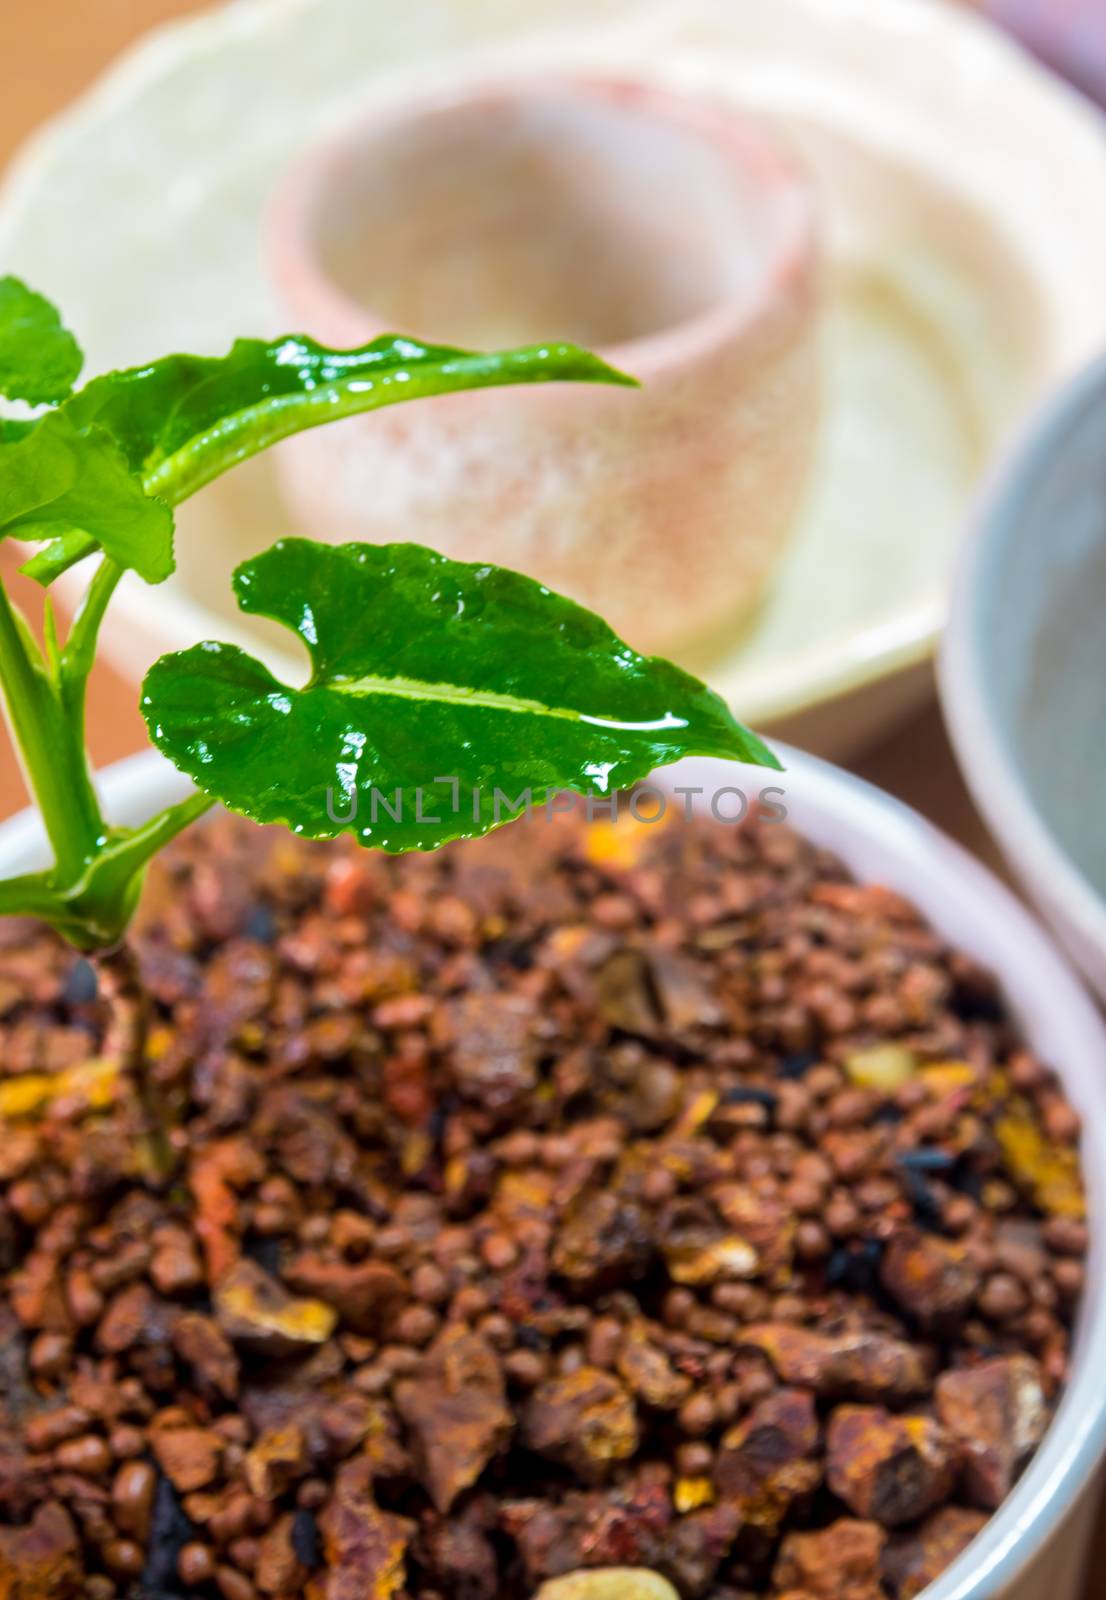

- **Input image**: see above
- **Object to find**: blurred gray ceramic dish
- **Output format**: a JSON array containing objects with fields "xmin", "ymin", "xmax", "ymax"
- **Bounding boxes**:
[
  {"xmin": 941, "ymin": 353, "xmax": 1106, "ymax": 1002},
  {"xmin": 2, "ymin": 0, "xmax": 1106, "ymax": 755}
]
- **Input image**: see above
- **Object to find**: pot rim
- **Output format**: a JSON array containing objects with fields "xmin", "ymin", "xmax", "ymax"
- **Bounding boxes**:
[
  {"xmin": 939, "ymin": 349, "xmax": 1106, "ymax": 996},
  {"xmin": 265, "ymin": 70, "xmax": 816, "ymax": 380},
  {"xmin": 2, "ymin": 743, "xmax": 1104, "ymax": 1598}
]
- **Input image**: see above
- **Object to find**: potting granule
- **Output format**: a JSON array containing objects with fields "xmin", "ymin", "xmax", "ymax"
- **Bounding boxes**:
[{"xmin": 0, "ymin": 808, "xmax": 1087, "ymax": 1600}]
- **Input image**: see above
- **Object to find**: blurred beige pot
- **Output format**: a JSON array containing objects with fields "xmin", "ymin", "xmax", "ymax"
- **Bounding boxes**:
[{"xmin": 267, "ymin": 76, "xmax": 819, "ymax": 656}]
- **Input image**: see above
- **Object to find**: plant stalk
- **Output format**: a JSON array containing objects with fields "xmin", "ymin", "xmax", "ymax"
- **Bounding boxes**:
[
  {"xmin": 95, "ymin": 939, "xmax": 173, "ymax": 1181},
  {"xmin": 0, "ymin": 579, "xmax": 104, "ymax": 882},
  {"xmin": 60, "ymin": 556, "xmax": 124, "ymax": 739}
]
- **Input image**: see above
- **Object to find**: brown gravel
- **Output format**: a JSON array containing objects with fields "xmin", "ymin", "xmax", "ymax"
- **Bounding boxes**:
[{"xmin": 0, "ymin": 805, "xmax": 1088, "ymax": 1599}]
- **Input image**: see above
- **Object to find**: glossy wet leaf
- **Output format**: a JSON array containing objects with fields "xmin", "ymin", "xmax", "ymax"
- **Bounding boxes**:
[
  {"xmin": 0, "ymin": 276, "xmax": 83, "ymax": 404},
  {"xmin": 0, "ymin": 415, "xmax": 37, "ymax": 444},
  {"xmin": 30, "ymin": 332, "xmax": 632, "ymax": 584},
  {"xmin": 142, "ymin": 539, "xmax": 779, "ymax": 852},
  {"xmin": 0, "ymin": 411, "xmax": 173, "ymax": 584},
  {"xmin": 19, "ymin": 525, "xmax": 98, "ymax": 585}
]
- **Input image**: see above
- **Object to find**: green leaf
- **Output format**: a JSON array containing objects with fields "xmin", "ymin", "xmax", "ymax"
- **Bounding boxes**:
[
  {"xmin": 68, "ymin": 332, "xmax": 636, "ymax": 507},
  {"xmin": 0, "ymin": 410, "xmax": 173, "ymax": 584},
  {"xmin": 0, "ymin": 415, "xmax": 38, "ymax": 444},
  {"xmin": 19, "ymin": 526, "xmax": 97, "ymax": 586},
  {"xmin": 13, "ymin": 332, "xmax": 632, "ymax": 586},
  {"xmin": 0, "ymin": 276, "xmax": 83, "ymax": 404},
  {"xmin": 142, "ymin": 539, "xmax": 779, "ymax": 852}
]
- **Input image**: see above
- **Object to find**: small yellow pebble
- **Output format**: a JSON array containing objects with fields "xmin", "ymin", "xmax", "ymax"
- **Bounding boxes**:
[
  {"xmin": 672, "ymin": 1091, "xmax": 719, "ymax": 1138},
  {"xmin": 665, "ymin": 1234, "xmax": 758, "ymax": 1286},
  {"xmin": 918, "ymin": 1060, "xmax": 978, "ymax": 1096},
  {"xmin": 674, "ymin": 1476, "xmax": 716, "ymax": 1513},
  {"xmin": 995, "ymin": 1108, "xmax": 1085, "ymax": 1220},
  {"xmin": 146, "ymin": 1024, "xmax": 175, "ymax": 1061},
  {"xmin": 584, "ymin": 820, "xmax": 660, "ymax": 870},
  {"xmin": 535, "ymin": 1571, "xmax": 679, "ymax": 1600},
  {"xmin": 0, "ymin": 1056, "xmax": 119, "ymax": 1120},
  {"xmin": 844, "ymin": 1044, "xmax": 917, "ymax": 1092}
]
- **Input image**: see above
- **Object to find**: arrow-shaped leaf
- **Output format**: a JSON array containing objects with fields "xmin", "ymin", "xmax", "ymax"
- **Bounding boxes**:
[{"xmin": 141, "ymin": 539, "xmax": 778, "ymax": 852}]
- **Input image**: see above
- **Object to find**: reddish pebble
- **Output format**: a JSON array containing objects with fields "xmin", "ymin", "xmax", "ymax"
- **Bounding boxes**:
[
  {"xmin": 55, "ymin": 1434, "xmax": 111, "ymax": 1478},
  {"xmin": 103, "ymin": 1540, "xmax": 145, "ymax": 1578},
  {"xmin": 504, "ymin": 1349, "xmax": 548, "ymax": 1389},
  {"xmin": 977, "ymin": 1273, "xmax": 1028, "ymax": 1322},
  {"xmin": 109, "ymin": 1425, "xmax": 146, "ymax": 1460},
  {"xmin": 411, "ymin": 1262, "xmax": 449, "ymax": 1305},
  {"xmin": 112, "ymin": 1460, "xmax": 157, "ymax": 1540},
  {"xmin": 8, "ymin": 1178, "xmax": 51, "ymax": 1225},
  {"xmin": 178, "ymin": 1542, "xmax": 216, "ymax": 1586},
  {"xmin": 216, "ymin": 1566, "xmax": 257, "ymax": 1600},
  {"xmin": 678, "ymin": 1393, "xmax": 717, "ymax": 1438},
  {"xmin": 481, "ymin": 1232, "xmax": 519, "ymax": 1271},
  {"xmin": 1053, "ymin": 1259, "xmax": 1085, "ymax": 1300},
  {"xmin": 229, "ymin": 1535, "xmax": 261, "ymax": 1569},
  {"xmin": 29, "ymin": 1332, "xmax": 72, "ymax": 1380},
  {"xmin": 66, "ymin": 1268, "xmax": 104, "ymax": 1327},
  {"xmin": 1043, "ymin": 1217, "xmax": 1088, "ymax": 1257},
  {"xmin": 392, "ymin": 1304, "xmax": 439, "ymax": 1347}
]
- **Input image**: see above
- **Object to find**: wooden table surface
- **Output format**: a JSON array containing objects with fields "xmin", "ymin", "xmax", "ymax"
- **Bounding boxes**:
[{"xmin": 0, "ymin": 1, "xmax": 1101, "ymax": 1591}]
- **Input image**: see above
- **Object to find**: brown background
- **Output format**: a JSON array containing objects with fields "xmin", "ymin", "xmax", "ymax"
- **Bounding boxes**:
[{"xmin": 0, "ymin": 0, "xmax": 1101, "ymax": 1589}]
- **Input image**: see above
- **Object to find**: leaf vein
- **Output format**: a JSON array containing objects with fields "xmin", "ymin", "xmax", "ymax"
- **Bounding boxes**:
[{"xmin": 325, "ymin": 673, "xmax": 686, "ymax": 732}]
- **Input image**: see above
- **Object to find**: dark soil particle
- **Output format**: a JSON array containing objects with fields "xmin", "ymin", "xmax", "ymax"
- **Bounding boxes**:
[
  {"xmin": 60, "ymin": 961, "xmax": 99, "ymax": 1010},
  {"xmin": 290, "ymin": 1507, "xmax": 320, "ymax": 1569},
  {"xmin": 0, "ymin": 806, "xmax": 1086, "ymax": 1600},
  {"xmin": 139, "ymin": 1474, "xmax": 196, "ymax": 1592}
]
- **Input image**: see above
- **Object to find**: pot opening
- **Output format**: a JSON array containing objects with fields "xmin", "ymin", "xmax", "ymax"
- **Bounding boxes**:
[{"xmin": 304, "ymin": 81, "xmax": 794, "ymax": 352}]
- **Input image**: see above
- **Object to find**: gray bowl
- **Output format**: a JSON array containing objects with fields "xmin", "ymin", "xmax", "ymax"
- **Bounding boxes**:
[{"xmin": 941, "ymin": 352, "xmax": 1106, "ymax": 1000}]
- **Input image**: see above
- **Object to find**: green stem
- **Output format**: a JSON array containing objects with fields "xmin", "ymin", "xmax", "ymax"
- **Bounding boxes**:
[
  {"xmin": 0, "ymin": 868, "xmax": 67, "ymax": 921},
  {"xmin": 60, "ymin": 556, "xmax": 124, "ymax": 736},
  {"xmin": 42, "ymin": 597, "xmax": 62, "ymax": 683},
  {"xmin": 0, "ymin": 579, "xmax": 103, "ymax": 881},
  {"xmin": 62, "ymin": 789, "xmax": 215, "ymax": 909},
  {"xmin": 117, "ymin": 787, "xmax": 216, "ymax": 861},
  {"xmin": 25, "ymin": 789, "xmax": 216, "ymax": 951},
  {"xmin": 0, "ymin": 547, "xmax": 213, "ymax": 949}
]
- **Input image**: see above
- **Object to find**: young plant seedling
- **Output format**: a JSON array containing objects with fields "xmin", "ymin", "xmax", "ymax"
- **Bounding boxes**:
[{"xmin": 0, "ymin": 275, "xmax": 779, "ymax": 1164}]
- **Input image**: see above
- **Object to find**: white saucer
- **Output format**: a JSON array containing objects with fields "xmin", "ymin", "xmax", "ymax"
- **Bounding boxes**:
[{"xmin": 3, "ymin": 0, "xmax": 1106, "ymax": 756}]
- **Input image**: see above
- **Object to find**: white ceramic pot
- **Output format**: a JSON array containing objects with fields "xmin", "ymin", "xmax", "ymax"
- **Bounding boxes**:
[
  {"xmin": 267, "ymin": 74, "xmax": 820, "ymax": 657},
  {"xmin": 2, "ymin": 745, "xmax": 1104, "ymax": 1599},
  {"xmin": 941, "ymin": 352, "xmax": 1106, "ymax": 1005}
]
